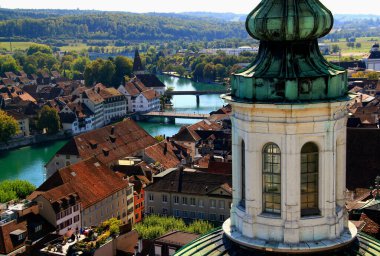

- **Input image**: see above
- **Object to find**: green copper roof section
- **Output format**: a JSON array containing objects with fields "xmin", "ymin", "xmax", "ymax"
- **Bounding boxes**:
[
  {"xmin": 246, "ymin": 0, "xmax": 333, "ymax": 41},
  {"xmin": 231, "ymin": 0, "xmax": 348, "ymax": 103},
  {"xmin": 175, "ymin": 228, "xmax": 380, "ymax": 256}
]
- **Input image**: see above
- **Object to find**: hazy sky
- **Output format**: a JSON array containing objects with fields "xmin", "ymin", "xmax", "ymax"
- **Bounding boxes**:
[{"xmin": 0, "ymin": 0, "xmax": 378, "ymax": 15}]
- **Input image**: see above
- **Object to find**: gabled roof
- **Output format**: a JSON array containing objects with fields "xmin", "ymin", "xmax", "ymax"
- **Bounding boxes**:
[
  {"xmin": 369, "ymin": 51, "xmax": 380, "ymax": 59},
  {"xmin": 98, "ymin": 87, "xmax": 123, "ymax": 99},
  {"xmin": 35, "ymin": 157, "xmax": 130, "ymax": 209},
  {"xmin": 83, "ymin": 88, "xmax": 104, "ymax": 104},
  {"xmin": 173, "ymin": 126, "xmax": 201, "ymax": 142},
  {"xmin": 141, "ymin": 89, "xmax": 159, "ymax": 101},
  {"xmin": 55, "ymin": 119, "xmax": 157, "ymax": 166},
  {"xmin": 188, "ymin": 119, "xmax": 222, "ymax": 132},
  {"xmin": 124, "ymin": 82, "xmax": 141, "ymax": 97},
  {"xmin": 135, "ymin": 74, "xmax": 165, "ymax": 88},
  {"xmin": 145, "ymin": 169, "xmax": 232, "ymax": 196},
  {"xmin": 144, "ymin": 141, "xmax": 181, "ymax": 169}
]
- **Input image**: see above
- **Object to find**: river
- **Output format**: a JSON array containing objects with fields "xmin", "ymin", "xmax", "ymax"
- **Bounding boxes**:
[{"xmin": 0, "ymin": 75, "xmax": 226, "ymax": 186}]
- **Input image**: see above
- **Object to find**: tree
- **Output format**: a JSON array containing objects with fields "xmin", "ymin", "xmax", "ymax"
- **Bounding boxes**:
[
  {"xmin": 0, "ymin": 180, "xmax": 36, "ymax": 203},
  {"xmin": 215, "ymin": 64, "xmax": 227, "ymax": 79},
  {"xmin": 0, "ymin": 55, "xmax": 20, "ymax": 74},
  {"xmin": 366, "ymin": 71, "xmax": 379, "ymax": 80},
  {"xmin": 98, "ymin": 60, "xmax": 116, "ymax": 86},
  {"xmin": 38, "ymin": 106, "xmax": 60, "ymax": 134},
  {"xmin": 0, "ymin": 110, "xmax": 19, "ymax": 143},
  {"xmin": 203, "ymin": 63, "xmax": 216, "ymax": 81},
  {"xmin": 331, "ymin": 44, "xmax": 340, "ymax": 53},
  {"xmin": 193, "ymin": 62, "xmax": 205, "ymax": 81},
  {"xmin": 113, "ymin": 56, "xmax": 133, "ymax": 86},
  {"xmin": 26, "ymin": 44, "xmax": 53, "ymax": 55}
]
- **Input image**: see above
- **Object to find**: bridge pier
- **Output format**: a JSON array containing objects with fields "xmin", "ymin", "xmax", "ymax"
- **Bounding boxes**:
[
  {"xmin": 167, "ymin": 117, "xmax": 176, "ymax": 124},
  {"xmin": 196, "ymin": 95, "xmax": 200, "ymax": 106}
]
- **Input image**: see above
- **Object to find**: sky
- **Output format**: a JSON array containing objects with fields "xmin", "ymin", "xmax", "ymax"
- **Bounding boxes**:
[{"xmin": 0, "ymin": 0, "xmax": 379, "ymax": 15}]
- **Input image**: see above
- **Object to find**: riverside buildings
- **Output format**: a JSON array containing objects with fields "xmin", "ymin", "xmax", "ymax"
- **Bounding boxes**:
[{"xmin": 176, "ymin": 0, "xmax": 380, "ymax": 255}]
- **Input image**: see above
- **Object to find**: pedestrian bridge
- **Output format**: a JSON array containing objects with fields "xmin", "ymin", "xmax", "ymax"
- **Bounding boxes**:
[
  {"xmin": 165, "ymin": 90, "xmax": 228, "ymax": 105},
  {"xmin": 141, "ymin": 111, "xmax": 209, "ymax": 120}
]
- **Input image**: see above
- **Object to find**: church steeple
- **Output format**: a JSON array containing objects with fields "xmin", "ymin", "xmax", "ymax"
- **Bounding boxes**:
[
  {"xmin": 231, "ymin": 0, "xmax": 347, "ymax": 103},
  {"xmin": 132, "ymin": 48, "xmax": 145, "ymax": 75}
]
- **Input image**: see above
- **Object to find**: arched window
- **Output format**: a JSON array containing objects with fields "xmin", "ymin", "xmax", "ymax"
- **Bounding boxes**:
[
  {"xmin": 240, "ymin": 140, "xmax": 246, "ymax": 208},
  {"xmin": 263, "ymin": 143, "xmax": 281, "ymax": 214},
  {"xmin": 301, "ymin": 143, "xmax": 320, "ymax": 216}
]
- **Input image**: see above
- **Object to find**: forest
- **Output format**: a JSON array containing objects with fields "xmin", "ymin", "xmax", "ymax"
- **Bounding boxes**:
[{"xmin": 0, "ymin": 9, "xmax": 248, "ymax": 41}]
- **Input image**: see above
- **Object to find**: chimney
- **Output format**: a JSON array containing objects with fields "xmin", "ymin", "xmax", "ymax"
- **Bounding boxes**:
[
  {"xmin": 111, "ymin": 126, "xmax": 115, "ymax": 135},
  {"xmin": 163, "ymin": 142, "xmax": 168, "ymax": 155},
  {"xmin": 102, "ymin": 148, "xmax": 110, "ymax": 156}
]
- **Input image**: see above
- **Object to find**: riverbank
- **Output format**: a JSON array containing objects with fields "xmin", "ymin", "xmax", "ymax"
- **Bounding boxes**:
[{"xmin": 0, "ymin": 132, "xmax": 72, "ymax": 152}]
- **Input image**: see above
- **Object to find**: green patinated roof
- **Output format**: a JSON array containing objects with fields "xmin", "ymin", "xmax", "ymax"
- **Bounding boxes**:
[
  {"xmin": 175, "ymin": 228, "xmax": 380, "ymax": 256},
  {"xmin": 231, "ymin": 0, "xmax": 348, "ymax": 103},
  {"xmin": 246, "ymin": 0, "xmax": 333, "ymax": 41}
]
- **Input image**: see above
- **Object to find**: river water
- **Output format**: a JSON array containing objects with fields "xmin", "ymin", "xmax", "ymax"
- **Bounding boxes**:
[{"xmin": 0, "ymin": 75, "xmax": 226, "ymax": 186}]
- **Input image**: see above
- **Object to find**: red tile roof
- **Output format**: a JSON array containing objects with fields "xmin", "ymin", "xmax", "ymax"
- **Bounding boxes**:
[
  {"xmin": 360, "ymin": 213, "xmax": 380, "ymax": 236},
  {"xmin": 142, "ymin": 89, "xmax": 159, "ymax": 101},
  {"xmin": 84, "ymin": 89, "xmax": 104, "ymax": 104},
  {"xmin": 188, "ymin": 120, "xmax": 222, "ymax": 132},
  {"xmin": 35, "ymin": 157, "xmax": 130, "ymax": 209},
  {"xmin": 124, "ymin": 82, "xmax": 140, "ymax": 97},
  {"xmin": 98, "ymin": 87, "xmax": 123, "ymax": 99},
  {"xmin": 57, "ymin": 119, "xmax": 157, "ymax": 166},
  {"xmin": 144, "ymin": 141, "xmax": 181, "ymax": 169}
]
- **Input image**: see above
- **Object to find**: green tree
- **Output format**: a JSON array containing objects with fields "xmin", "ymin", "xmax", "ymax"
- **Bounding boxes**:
[
  {"xmin": 0, "ymin": 110, "xmax": 19, "ymax": 143},
  {"xmin": 0, "ymin": 180, "xmax": 36, "ymax": 203},
  {"xmin": 26, "ymin": 44, "xmax": 53, "ymax": 55},
  {"xmin": 99, "ymin": 60, "xmax": 116, "ymax": 86},
  {"xmin": 0, "ymin": 55, "xmax": 20, "ymax": 74},
  {"xmin": 203, "ymin": 63, "xmax": 216, "ymax": 81},
  {"xmin": 72, "ymin": 57, "xmax": 89, "ymax": 73},
  {"xmin": 38, "ymin": 106, "xmax": 60, "ymax": 134},
  {"xmin": 193, "ymin": 62, "xmax": 205, "ymax": 81},
  {"xmin": 215, "ymin": 64, "xmax": 227, "ymax": 79},
  {"xmin": 134, "ymin": 215, "xmax": 214, "ymax": 240},
  {"xmin": 113, "ymin": 56, "xmax": 133, "ymax": 86}
]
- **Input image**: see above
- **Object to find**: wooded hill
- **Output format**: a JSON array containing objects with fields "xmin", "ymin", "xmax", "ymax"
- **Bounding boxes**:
[{"xmin": 0, "ymin": 9, "xmax": 248, "ymax": 41}]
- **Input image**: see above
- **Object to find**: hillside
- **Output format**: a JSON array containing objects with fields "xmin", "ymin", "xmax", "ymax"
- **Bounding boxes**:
[{"xmin": 0, "ymin": 9, "xmax": 248, "ymax": 41}]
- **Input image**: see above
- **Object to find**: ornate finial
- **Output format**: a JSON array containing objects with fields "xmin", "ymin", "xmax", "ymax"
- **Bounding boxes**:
[{"xmin": 246, "ymin": 0, "xmax": 333, "ymax": 42}]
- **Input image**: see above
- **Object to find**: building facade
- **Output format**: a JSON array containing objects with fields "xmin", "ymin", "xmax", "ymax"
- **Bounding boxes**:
[{"xmin": 145, "ymin": 169, "xmax": 232, "ymax": 224}]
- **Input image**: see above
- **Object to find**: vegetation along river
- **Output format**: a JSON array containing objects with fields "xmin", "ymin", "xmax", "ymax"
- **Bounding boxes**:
[{"xmin": 0, "ymin": 75, "xmax": 226, "ymax": 186}]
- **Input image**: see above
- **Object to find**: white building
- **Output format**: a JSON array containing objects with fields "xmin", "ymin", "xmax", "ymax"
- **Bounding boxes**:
[
  {"xmin": 59, "ymin": 102, "xmax": 94, "ymax": 134},
  {"xmin": 95, "ymin": 84, "xmax": 127, "ymax": 125},
  {"xmin": 366, "ymin": 43, "xmax": 380, "ymax": 71},
  {"xmin": 78, "ymin": 88, "xmax": 105, "ymax": 129},
  {"xmin": 118, "ymin": 79, "xmax": 160, "ymax": 113},
  {"xmin": 199, "ymin": 46, "xmax": 259, "ymax": 56}
]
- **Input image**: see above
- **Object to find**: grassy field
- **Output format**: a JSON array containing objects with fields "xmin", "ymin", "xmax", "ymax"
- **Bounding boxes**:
[
  {"xmin": 322, "ymin": 37, "xmax": 380, "ymax": 61},
  {"xmin": 0, "ymin": 41, "xmax": 35, "ymax": 51}
]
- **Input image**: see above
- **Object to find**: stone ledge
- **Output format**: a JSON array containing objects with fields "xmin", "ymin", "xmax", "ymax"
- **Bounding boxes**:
[{"xmin": 223, "ymin": 218, "xmax": 357, "ymax": 254}]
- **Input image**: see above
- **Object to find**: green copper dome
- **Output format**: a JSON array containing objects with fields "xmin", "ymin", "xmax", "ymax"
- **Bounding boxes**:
[
  {"xmin": 246, "ymin": 0, "xmax": 333, "ymax": 41},
  {"xmin": 230, "ymin": 0, "xmax": 348, "ymax": 103}
]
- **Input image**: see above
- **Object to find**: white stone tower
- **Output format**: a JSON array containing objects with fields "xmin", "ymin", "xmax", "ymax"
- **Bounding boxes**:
[{"xmin": 222, "ymin": 0, "xmax": 357, "ymax": 253}]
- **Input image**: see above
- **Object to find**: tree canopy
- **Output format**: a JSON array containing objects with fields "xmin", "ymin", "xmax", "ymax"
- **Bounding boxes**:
[
  {"xmin": 0, "ymin": 110, "xmax": 19, "ymax": 143},
  {"xmin": 0, "ymin": 180, "xmax": 36, "ymax": 203},
  {"xmin": 134, "ymin": 215, "xmax": 214, "ymax": 240},
  {"xmin": 37, "ymin": 106, "xmax": 60, "ymax": 134}
]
